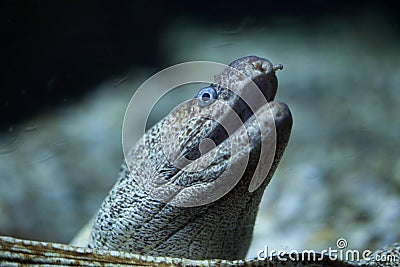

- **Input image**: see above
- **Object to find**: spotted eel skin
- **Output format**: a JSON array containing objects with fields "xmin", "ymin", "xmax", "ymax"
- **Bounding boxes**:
[{"xmin": 1, "ymin": 56, "xmax": 399, "ymax": 266}]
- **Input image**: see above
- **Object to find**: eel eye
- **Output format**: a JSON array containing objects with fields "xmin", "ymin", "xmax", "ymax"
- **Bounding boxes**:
[{"xmin": 196, "ymin": 86, "xmax": 218, "ymax": 107}]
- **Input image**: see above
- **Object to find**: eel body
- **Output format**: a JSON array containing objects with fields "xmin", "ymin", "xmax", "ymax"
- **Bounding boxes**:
[
  {"xmin": 1, "ymin": 56, "xmax": 399, "ymax": 266},
  {"xmin": 87, "ymin": 55, "xmax": 292, "ymax": 260}
]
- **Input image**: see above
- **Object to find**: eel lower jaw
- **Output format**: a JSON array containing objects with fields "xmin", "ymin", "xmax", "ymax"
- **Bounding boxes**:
[{"xmin": 166, "ymin": 100, "xmax": 292, "ymax": 207}]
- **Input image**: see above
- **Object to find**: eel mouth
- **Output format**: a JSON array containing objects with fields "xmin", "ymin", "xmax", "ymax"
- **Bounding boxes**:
[
  {"xmin": 143, "ymin": 56, "xmax": 292, "ymax": 207},
  {"xmin": 160, "ymin": 57, "xmax": 285, "ymax": 169},
  {"xmin": 160, "ymin": 99, "xmax": 292, "ymax": 207},
  {"xmin": 154, "ymin": 58, "xmax": 292, "ymax": 207},
  {"xmin": 194, "ymin": 56, "xmax": 284, "ymax": 158}
]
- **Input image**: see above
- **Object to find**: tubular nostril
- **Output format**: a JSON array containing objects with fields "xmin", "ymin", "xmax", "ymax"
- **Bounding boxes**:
[{"xmin": 273, "ymin": 64, "xmax": 283, "ymax": 72}]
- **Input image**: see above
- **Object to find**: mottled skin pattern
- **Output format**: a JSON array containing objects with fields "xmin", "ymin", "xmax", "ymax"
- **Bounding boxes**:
[
  {"xmin": 87, "ymin": 56, "xmax": 292, "ymax": 260},
  {"xmin": 1, "ymin": 56, "xmax": 399, "ymax": 266}
]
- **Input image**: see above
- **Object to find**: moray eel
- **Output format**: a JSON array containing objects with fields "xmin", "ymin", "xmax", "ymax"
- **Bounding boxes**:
[
  {"xmin": 1, "ymin": 56, "xmax": 399, "ymax": 266},
  {"xmin": 87, "ymin": 55, "xmax": 292, "ymax": 260}
]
